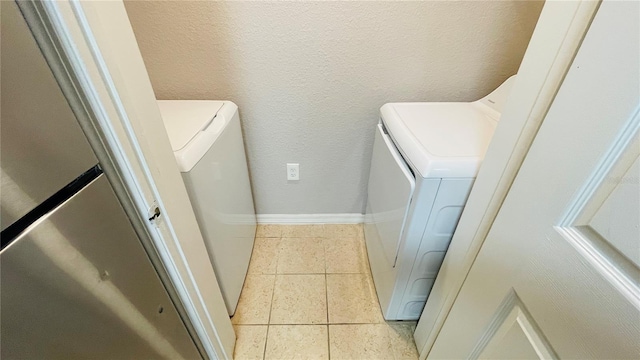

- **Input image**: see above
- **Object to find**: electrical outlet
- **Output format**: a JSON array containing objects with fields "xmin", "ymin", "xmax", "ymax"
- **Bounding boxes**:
[{"xmin": 287, "ymin": 163, "xmax": 299, "ymax": 181}]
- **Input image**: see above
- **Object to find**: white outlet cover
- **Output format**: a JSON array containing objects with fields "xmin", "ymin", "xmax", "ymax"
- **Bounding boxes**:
[{"xmin": 287, "ymin": 163, "xmax": 299, "ymax": 181}]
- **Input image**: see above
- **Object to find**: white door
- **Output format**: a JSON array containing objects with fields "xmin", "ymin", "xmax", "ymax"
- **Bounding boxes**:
[{"xmin": 428, "ymin": 1, "xmax": 640, "ymax": 358}]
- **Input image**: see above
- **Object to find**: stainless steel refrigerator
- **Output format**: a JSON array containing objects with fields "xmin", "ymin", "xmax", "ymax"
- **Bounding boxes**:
[{"xmin": 0, "ymin": 2, "xmax": 201, "ymax": 359}]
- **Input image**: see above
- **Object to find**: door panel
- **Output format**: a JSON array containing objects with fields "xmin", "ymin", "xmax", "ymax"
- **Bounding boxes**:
[
  {"xmin": 429, "ymin": 1, "xmax": 640, "ymax": 358},
  {"xmin": 366, "ymin": 123, "xmax": 416, "ymax": 267},
  {"xmin": 582, "ymin": 155, "xmax": 640, "ymax": 268},
  {"xmin": 557, "ymin": 144, "xmax": 640, "ymax": 308},
  {"xmin": 475, "ymin": 291, "xmax": 557, "ymax": 360}
]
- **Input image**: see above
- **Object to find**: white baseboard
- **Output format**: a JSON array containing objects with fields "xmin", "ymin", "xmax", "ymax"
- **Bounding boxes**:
[{"xmin": 256, "ymin": 213, "xmax": 364, "ymax": 224}]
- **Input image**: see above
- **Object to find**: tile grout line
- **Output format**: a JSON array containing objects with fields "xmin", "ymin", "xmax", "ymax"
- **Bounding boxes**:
[
  {"xmin": 265, "ymin": 271, "xmax": 366, "ymax": 275},
  {"xmin": 324, "ymin": 235, "xmax": 331, "ymax": 360},
  {"xmin": 262, "ymin": 235, "xmax": 282, "ymax": 360},
  {"xmin": 235, "ymin": 321, "xmax": 395, "ymax": 326},
  {"xmin": 326, "ymin": 323, "xmax": 331, "ymax": 360},
  {"xmin": 242, "ymin": 320, "xmax": 390, "ymax": 326}
]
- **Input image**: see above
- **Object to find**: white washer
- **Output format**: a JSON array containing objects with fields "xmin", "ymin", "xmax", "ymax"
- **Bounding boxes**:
[
  {"xmin": 365, "ymin": 77, "xmax": 515, "ymax": 320},
  {"xmin": 158, "ymin": 100, "xmax": 256, "ymax": 316}
]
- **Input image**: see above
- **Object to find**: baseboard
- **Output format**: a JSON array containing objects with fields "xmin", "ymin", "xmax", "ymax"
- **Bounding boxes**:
[{"xmin": 256, "ymin": 213, "xmax": 364, "ymax": 224}]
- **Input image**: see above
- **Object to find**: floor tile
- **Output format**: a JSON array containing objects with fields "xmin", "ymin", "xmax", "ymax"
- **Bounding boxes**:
[
  {"xmin": 234, "ymin": 223, "xmax": 420, "ymax": 360},
  {"xmin": 256, "ymin": 224, "xmax": 282, "ymax": 238},
  {"xmin": 327, "ymin": 273, "xmax": 383, "ymax": 323},
  {"xmin": 329, "ymin": 324, "xmax": 393, "ymax": 360},
  {"xmin": 248, "ymin": 238, "xmax": 280, "ymax": 274},
  {"xmin": 232, "ymin": 275, "xmax": 275, "ymax": 325},
  {"xmin": 277, "ymin": 238, "xmax": 325, "ymax": 274},
  {"xmin": 281, "ymin": 225, "xmax": 325, "ymax": 237},
  {"xmin": 325, "ymin": 237, "xmax": 367, "ymax": 273},
  {"xmin": 387, "ymin": 322, "xmax": 419, "ymax": 360},
  {"xmin": 270, "ymin": 274, "xmax": 327, "ymax": 324},
  {"xmin": 265, "ymin": 325, "xmax": 329, "ymax": 360},
  {"xmin": 233, "ymin": 325, "xmax": 267, "ymax": 360},
  {"xmin": 323, "ymin": 224, "xmax": 361, "ymax": 239}
]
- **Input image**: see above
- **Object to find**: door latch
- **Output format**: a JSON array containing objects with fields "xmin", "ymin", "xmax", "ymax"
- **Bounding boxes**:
[{"xmin": 148, "ymin": 203, "xmax": 161, "ymax": 223}]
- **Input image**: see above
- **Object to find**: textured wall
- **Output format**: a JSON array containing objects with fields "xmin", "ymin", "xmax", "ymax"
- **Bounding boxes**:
[{"xmin": 124, "ymin": 1, "xmax": 543, "ymax": 215}]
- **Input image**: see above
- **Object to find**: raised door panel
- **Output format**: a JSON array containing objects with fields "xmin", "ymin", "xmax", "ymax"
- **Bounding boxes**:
[
  {"xmin": 474, "ymin": 291, "xmax": 556, "ymax": 360},
  {"xmin": 586, "ymin": 155, "xmax": 640, "ymax": 268}
]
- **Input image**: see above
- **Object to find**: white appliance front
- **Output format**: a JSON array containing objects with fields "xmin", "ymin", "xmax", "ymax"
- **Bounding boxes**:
[{"xmin": 158, "ymin": 101, "xmax": 257, "ymax": 316}]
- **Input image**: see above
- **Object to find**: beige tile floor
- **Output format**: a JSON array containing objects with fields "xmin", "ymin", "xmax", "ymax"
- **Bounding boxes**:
[{"xmin": 232, "ymin": 224, "xmax": 419, "ymax": 360}]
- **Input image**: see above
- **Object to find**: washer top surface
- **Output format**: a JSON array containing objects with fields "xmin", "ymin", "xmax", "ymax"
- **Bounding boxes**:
[
  {"xmin": 158, "ymin": 100, "xmax": 238, "ymax": 173},
  {"xmin": 396, "ymin": 102, "xmax": 499, "ymax": 157},
  {"xmin": 381, "ymin": 101, "xmax": 499, "ymax": 179},
  {"xmin": 157, "ymin": 100, "xmax": 225, "ymax": 151},
  {"xmin": 381, "ymin": 76, "xmax": 515, "ymax": 178}
]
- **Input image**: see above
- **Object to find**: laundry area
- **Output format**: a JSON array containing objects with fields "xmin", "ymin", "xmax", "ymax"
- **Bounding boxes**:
[{"xmin": 2, "ymin": 0, "xmax": 639, "ymax": 359}]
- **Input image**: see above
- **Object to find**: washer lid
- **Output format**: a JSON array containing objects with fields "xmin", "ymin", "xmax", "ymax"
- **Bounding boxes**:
[
  {"xmin": 157, "ymin": 100, "xmax": 225, "ymax": 151},
  {"xmin": 381, "ymin": 101, "xmax": 500, "ymax": 178}
]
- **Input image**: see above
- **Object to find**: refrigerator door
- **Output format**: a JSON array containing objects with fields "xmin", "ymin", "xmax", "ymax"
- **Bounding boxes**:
[
  {"xmin": 0, "ymin": 2, "xmax": 98, "ymax": 230},
  {"xmin": 0, "ymin": 175, "xmax": 201, "ymax": 360}
]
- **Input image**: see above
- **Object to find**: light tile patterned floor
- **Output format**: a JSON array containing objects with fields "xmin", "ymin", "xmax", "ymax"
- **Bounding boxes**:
[{"xmin": 232, "ymin": 224, "xmax": 419, "ymax": 360}]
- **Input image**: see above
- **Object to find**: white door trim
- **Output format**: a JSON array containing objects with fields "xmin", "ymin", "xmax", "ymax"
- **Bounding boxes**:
[
  {"xmin": 415, "ymin": 1, "xmax": 602, "ymax": 357},
  {"xmin": 17, "ymin": 1, "xmax": 232, "ymax": 359}
]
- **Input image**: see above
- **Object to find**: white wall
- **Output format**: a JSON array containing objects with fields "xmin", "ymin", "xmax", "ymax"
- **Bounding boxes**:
[{"xmin": 124, "ymin": 1, "xmax": 543, "ymax": 215}]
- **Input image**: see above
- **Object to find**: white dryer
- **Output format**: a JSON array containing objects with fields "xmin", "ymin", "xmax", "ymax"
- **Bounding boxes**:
[{"xmin": 365, "ymin": 77, "xmax": 515, "ymax": 320}]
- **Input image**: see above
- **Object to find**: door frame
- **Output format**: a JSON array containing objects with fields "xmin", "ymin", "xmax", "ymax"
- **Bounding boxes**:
[
  {"xmin": 15, "ymin": 1, "xmax": 235, "ymax": 359},
  {"xmin": 414, "ymin": 0, "xmax": 602, "ymax": 358}
]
